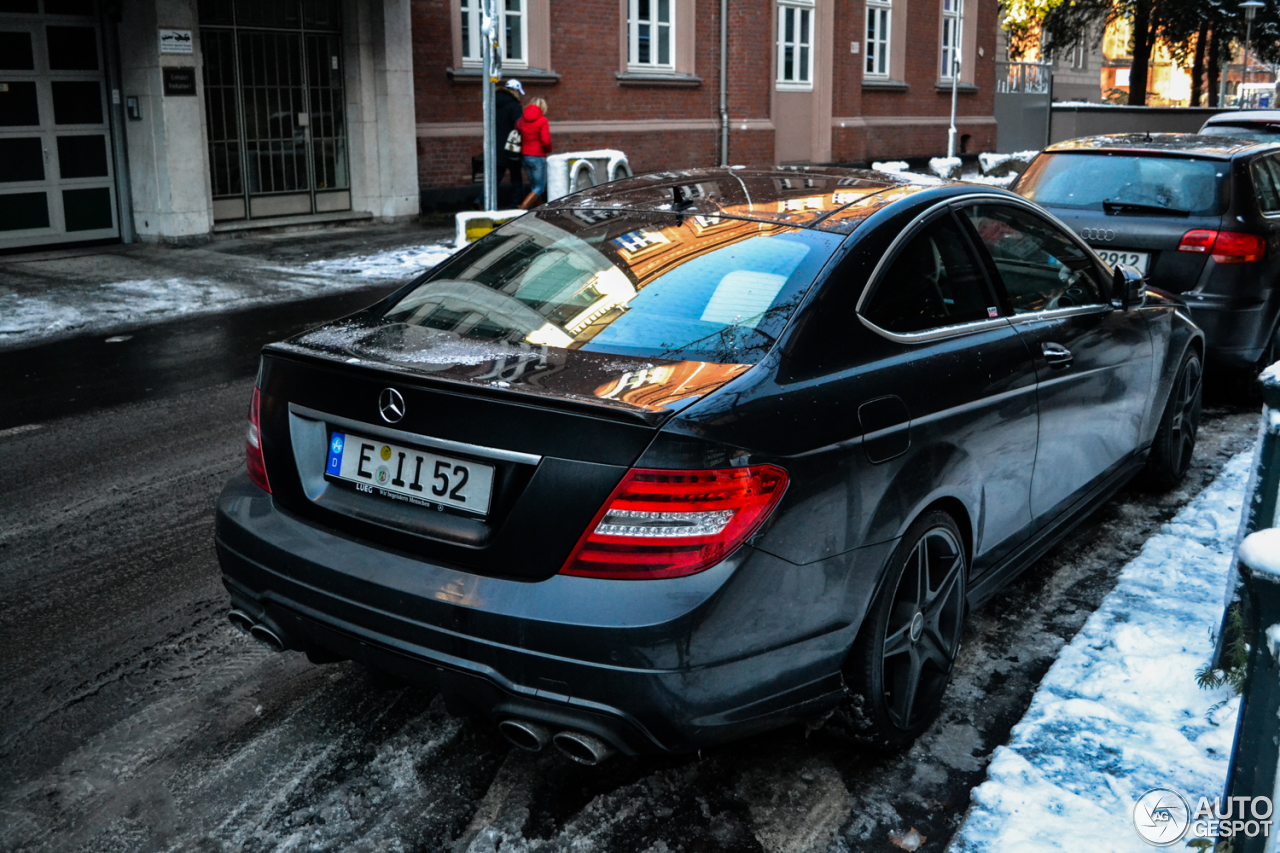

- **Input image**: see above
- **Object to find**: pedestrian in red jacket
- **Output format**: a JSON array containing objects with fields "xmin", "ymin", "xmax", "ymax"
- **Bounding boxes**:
[{"xmin": 517, "ymin": 97, "xmax": 552, "ymax": 209}]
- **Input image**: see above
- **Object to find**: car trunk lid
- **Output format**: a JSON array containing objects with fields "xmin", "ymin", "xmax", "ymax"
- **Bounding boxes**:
[{"xmin": 256, "ymin": 317, "xmax": 752, "ymax": 580}]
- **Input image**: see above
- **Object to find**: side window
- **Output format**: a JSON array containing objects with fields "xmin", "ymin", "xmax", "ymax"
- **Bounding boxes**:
[
  {"xmin": 862, "ymin": 213, "xmax": 995, "ymax": 333},
  {"xmin": 961, "ymin": 204, "xmax": 1106, "ymax": 314},
  {"xmin": 1252, "ymin": 155, "xmax": 1280, "ymax": 214}
]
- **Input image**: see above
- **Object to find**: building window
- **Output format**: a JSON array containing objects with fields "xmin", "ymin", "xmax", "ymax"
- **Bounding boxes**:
[
  {"xmin": 629, "ymin": 0, "xmax": 673, "ymax": 69},
  {"xmin": 1068, "ymin": 41, "xmax": 1086, "ymax": 70},
  {"xmin": 461, "ymin": 0, "xmax": 527, "ymax": 68},
  {"xmin": 865, "ymin": 0, "xmax": 891, "ymax": 78},
  {"xmin": 776, "ymin": 1, "xmax": 813, "ymax": 89},
  {"xmin": 941, "ymin": 0, "xmax": 961, "ymax": 80}
]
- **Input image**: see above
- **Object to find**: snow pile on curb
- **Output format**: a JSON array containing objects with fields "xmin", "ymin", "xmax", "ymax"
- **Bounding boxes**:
[
  {"xmin": 977, "ymin": 151, "xmax": 1038, "ymax": 178},
  {"xmin": 872, "ymin": 161, "xmax": 910, "ymax": 173},
  {"xmin": 958, "ymin": 174, "xmax": 1019, "ymax": 188},
  {"xmin": 0, "ymin": 242, "xmax": 457, "ymax": 347},
  {"xmin": 949, "ymin": 450, "xmax": 1251, "ymax": 853},
  {"xmin": 303, "ymin": 242, "xmax": 456, "ymax": 278},
  {"xmin": 930, "ymin": 157, "xmax": 964, "ymax": 180}
]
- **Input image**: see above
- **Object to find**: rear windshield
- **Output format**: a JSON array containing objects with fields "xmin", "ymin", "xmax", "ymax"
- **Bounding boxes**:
[
  {"xmin": 1201, "ymin": 124, "xmax": 1280, "ymax": 140},
  {"xmin": 1017, "ymin": 152, "xmax": 1230, "ymax": 215},
  {"xmin": 382, "ymin": 210, "xmax": 841, "ymax": 364}
]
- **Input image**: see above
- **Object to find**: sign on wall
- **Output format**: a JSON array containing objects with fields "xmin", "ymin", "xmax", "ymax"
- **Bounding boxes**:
[
  {"xmin": 162, "ymin": 67, "xmax": 197, "ymax": 96},
  {"xmin": 159, "ymin": 29, "xmax": 193, "ymax": 54}
]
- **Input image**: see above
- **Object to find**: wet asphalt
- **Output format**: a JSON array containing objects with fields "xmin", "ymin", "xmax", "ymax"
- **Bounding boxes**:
[{"xmin": 0, "ymin": 292, "xmax": 1262, "ymax": 852}]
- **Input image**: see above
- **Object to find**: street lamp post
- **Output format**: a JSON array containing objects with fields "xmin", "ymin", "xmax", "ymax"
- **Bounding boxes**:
[
  {"xmin": 1241, "ymin": 1, "xmax": 1265, "ymax": 109},
  {"xmin": 947, "ymin": 0, "xmax": 964, "ymax": 159},
  {"xmin": 481, "ymin": 0, "xmax": 500, "ymax": 210}
]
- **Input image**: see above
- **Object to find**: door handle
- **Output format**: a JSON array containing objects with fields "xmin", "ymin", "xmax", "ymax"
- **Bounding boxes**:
[{"xmin": 1042, "ymin": 342, "xmax": 1074, "ymax": 369}]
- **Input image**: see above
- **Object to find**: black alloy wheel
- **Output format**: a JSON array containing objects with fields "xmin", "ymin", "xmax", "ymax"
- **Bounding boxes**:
[
  {"xmin": 1143, "ymin": 350, "xmax": 1203, "ymax": 490},
  {"xmin": 829, "ymin": 511, "xmax": 968, "ymax": 748}
]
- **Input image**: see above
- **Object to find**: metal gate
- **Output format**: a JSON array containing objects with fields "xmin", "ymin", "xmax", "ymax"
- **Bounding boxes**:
[
  {"xmin": 0, "ymin": 0, "xmax": 120, "ymax": 250},
  {"xmin": 199, "ymin": 0, "xmax": 349, "ymax": 221},
  {"xmin": 994, "ymin": 61, "xmax": 1052, "ymax": 154}
]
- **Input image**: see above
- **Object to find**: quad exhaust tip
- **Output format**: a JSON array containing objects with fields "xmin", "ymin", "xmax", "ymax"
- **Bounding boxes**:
[
  {"xmin": 229, "ymin": 610, "xmax": 288, "ymax": 653},
  {"xmin": 552, "ymin": 731, "xmax": 616, "ymax": 765},
  {"xmin": 248, "ymin": 624, "xmax": 286, "ymax": 653},
  {"xmin": 228, "ymin": 610, "xmax": 255, "ymax": 634},
  {"xmin": 498, "ymin": 719, "xmax": 552, "ymax": 752}
]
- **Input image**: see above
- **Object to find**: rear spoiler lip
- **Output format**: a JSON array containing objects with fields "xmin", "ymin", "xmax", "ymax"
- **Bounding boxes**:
[{"xmin": 261, "ymin": 342, "xmax": 678, "ymax": 428}]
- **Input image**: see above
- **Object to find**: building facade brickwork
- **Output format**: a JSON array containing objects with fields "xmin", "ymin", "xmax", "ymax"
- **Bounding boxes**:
[{"xmin": 414, "ymin": 0, "xmax": 997, "ymax": 206}]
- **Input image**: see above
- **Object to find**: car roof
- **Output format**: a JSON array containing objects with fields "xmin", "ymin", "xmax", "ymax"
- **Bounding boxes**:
[
  {"xmin": 543, "ymin": 167, "xmax": 1017, "ymax": 234},
  {"xmin": 1202, "ymin": 109, "xmax": 1280, "ymax": 125},
  {"xmin": 1043, "ymin": 132, "xmax": 1277, "ymax": 158}
]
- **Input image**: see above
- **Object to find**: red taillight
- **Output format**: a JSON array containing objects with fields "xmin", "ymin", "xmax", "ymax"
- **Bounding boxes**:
[
  {"xmin": 1211, "ymin": 231, "xmax": 1266, "ymax": 264},
  {"xmin": 560, "ymin": 465, "xmax": 788, "ymax": 580},
  {"xmin": 1178, "ymin": 229, "xmax": 1265, "ymax": 263},
  {"xmin": 246, "ymin": 387, "xmax": 271, "ymax": 493},
  {"xmin": 1177, "ymin": 230, "xmax": 1217, "ymax": 253}
]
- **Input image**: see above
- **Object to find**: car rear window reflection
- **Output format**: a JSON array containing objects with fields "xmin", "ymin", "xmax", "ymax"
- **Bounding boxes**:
[
  {"xmin": 1017, "ymin": 153, "xmax": 1229, "ymax": 216},
  {"xmin": 383, "ymin": 211, "xmax": 841, "ymax": 364}
]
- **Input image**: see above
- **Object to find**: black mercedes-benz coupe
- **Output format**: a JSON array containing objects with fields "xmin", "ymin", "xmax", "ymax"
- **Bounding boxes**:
[
  {"xmin": 1014, "ymin": 134, "xmax": 1280, "ymax": 373},
  {"xmin": 216, "ymin": 168, "xmax": 1203, "ymax": 762}
]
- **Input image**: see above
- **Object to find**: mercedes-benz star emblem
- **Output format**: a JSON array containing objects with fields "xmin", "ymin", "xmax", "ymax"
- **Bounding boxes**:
[{"xmin": 378, "ymin": 388, "xmax": 405, "ymax": 423}]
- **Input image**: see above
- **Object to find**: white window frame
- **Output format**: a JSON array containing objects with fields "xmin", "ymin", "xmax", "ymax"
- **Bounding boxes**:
[
  {"xmin": 940, "ymin": 0, "xmax": 961, "ymax": 81},
  {"xmin": 628, "ymin": 0, "xmax": 675, "ymax": 70},
  {"xmin": 776, "ymin": 0, "xmax": 814, "ymax": 90},
  {"xmin": 865, "ymin": 0, "xmax": 891, "ymax": 79},
  {"xmin": 461, "ymin": 0, "xmax": 528, "ymax": 69}
]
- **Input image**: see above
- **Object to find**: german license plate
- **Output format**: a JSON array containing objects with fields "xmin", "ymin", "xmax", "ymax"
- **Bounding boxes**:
[
  {"xmin": 1095, "ymin": 249, "xmax": 1150, "ymax": 275},
  {"xmin": 326, "ymin": 431, "xmax": 494, "ymax": 516}
]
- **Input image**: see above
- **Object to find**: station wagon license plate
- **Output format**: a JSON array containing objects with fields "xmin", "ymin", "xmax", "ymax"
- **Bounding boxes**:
[
  {"xmin": 1094, "ymin": 249, "xmax": 1150, "ymax": 275},
  {"xmin": 326, "ymin": 431, "xmax": 494, "ymax": 516}
]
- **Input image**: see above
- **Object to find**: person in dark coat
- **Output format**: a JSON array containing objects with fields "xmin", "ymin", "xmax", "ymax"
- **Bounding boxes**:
[{"xmin": 495, "ymin": 79, "xmax": 525, "ymax": 209}]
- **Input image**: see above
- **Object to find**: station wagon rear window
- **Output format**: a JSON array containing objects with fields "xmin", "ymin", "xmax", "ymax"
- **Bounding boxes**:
[
  {"xmin": 1017, "ymin": 153, "xmax": 1230, "ymax": 216},
  {"xmin": 382, "ymin": 210, "xmax": 841, "ymax": 364}
]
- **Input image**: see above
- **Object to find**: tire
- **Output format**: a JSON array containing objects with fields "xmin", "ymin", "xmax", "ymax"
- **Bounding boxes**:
[
  {"xmin": 826, "ymin": 511, "xmax": 968, "ymax": 750},
  {"xmin": 1142, "ymin": 349, "xmax": 1203, "ymax": 490}
]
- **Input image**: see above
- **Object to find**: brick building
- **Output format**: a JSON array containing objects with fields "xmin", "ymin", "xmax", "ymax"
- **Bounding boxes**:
[{"xmin": 414, "ymin": 0, "xmax": 998, "ymax": 208}]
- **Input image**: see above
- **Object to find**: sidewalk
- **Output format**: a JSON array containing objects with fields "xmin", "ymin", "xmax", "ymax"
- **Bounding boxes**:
[
  {"xmin": 0, "ymin": 222, "xmax": 456, "ymax": 351},
  {"xmin": 948, "ymin": 451, "xmax": 1250, "ymax": 852}
]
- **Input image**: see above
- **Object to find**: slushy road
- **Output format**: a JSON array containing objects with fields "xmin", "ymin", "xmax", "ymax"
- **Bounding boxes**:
[{"xmin": 0, "ymin": 297, "xmax": 1258, "ymax": 852}]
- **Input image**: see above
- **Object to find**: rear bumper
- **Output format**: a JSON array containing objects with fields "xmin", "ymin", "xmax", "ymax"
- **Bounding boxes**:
[
  {"xmin": 214, "ymin": 472, "xmax": 889, "ymax": 753},
  {"xmin": 1185, "ymin": 293, "xmax": 1277, "ymax": 371}
]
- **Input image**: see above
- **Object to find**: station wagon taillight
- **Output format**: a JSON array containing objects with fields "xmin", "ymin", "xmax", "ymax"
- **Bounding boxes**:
[
  {"xmin": 246, "ymin": 387, "xmax": 271, "ymax": 494},
  {"xmin": 1178, "ymin": 229, "xmax": 1266, "ymax": 263},
  {"xmin": 560, "ymin": 466, "xmax": 788, "ymax": 579}
]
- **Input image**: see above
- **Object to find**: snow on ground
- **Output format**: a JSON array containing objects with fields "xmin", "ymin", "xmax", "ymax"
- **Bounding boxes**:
[
  {"xmin": 0, "ymin": 240, "xmax": 457, "ymax": 347},
  {"xmin": 301, "ymin": 242, "xmax": 455, "ymax": 279},
  {"xmin": 949, "ymin": 451, "xmax": 1250, "ymax": 853}
]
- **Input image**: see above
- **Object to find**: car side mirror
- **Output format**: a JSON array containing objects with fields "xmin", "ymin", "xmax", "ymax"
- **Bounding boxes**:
[{"xmin": 1111, "ymin": 264, "xmax": 1146, "ymax": 310}]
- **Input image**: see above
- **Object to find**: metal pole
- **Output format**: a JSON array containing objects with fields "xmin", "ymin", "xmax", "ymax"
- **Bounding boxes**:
[
  {"xmin": 948, "ymin": 0, "xmax": 962, "ymax": 158},
  {"xmin": 719, "ymin": 0, "xmax": 728, "ymax": 167},
  {"xmin": 481, "ymin": 0, "xmax": 497, "ymax": 211},
  {"xmin": 1221, "ymin": 45, "xmax": 1231, "ymax": 106},
  {"xmin": 1243, "ymin": 18, "xmax": 1253, "ymax": 108}
]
